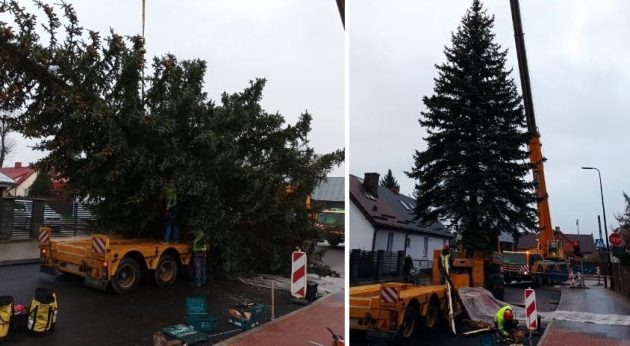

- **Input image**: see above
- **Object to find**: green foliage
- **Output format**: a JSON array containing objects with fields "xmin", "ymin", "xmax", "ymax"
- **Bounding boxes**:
[
  {"xmin": 616, "ymin": 192, "xmax": 630, "ymax": 227},
  {"xmin": 28, "ymin": 171, "xmax": 54, "ymax": 197},
  {"xmin": 407, "ymin": 0, "xmax": 537, "ymax": 252},
  {"xmin": 0, "ymin": 2, "xmax": 343, "ymax": 275},
  {"xmin": 380, "ymin": 169, "xmax": 400, "ymax": 190}
]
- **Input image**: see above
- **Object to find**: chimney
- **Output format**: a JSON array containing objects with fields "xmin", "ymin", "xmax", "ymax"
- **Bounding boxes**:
[
  {"xmin": 14, "ymin": 162, "xmax": 22, "ymax": 168},
  {"xmin": 363, "ymin": 172, "xmax": 380, "ymax": 198},
  {"xmin": 391, "ymin": 186, "xmax": 400, "ymax": 194}
]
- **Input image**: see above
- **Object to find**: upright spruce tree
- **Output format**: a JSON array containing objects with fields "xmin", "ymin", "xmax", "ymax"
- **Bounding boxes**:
[
  {"xmin": 380, "ymin": 169, "xmax": 400, "ymax": 190},
  {"xmin": 28, "ymin": 171, "xmax": 54, "ymax": 198},
  {"xmin": 407, "ymin": 0, "xmax": 537, "ymax": 252}
]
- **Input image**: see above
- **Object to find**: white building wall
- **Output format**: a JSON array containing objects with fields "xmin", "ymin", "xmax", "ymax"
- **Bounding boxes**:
[
  {"xmin": 374, "ymin": 230, "xmax": 406, "ymax": 253},
  {"xmin": 7, "ymin": 172, "xmax": 38, "ymax": 197},
  {"xmin": 407, "ymin": 234, "xmax": 425, "ymax": 259},
  {"xmin": 349, "ymin": 202, "xmax": 374, "ymax": 251}
]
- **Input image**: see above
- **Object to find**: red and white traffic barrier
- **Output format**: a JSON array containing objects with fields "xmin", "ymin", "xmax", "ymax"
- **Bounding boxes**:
[
  {"xmin": 291, "ymin": 250, "xmax": 307, "ymax": 298},
  {"xmin": 524, "ymin": 288, "xmax": 538, "ymax": 330},
  {"xmin": 92, "ymin": 236, "xmax": 106, "ymax": 255},
  {"xmin": 38, "ymin": 227, "xmax": 51, "ymax": 244}
]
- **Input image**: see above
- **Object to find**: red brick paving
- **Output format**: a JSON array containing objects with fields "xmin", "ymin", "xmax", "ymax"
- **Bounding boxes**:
[
  {"xmin": 542, "ymin": 327, "xmax": 630, "ymax": 346},
  {"xmin": 217, "ymin": 290, "xmax": 344, "ymax": 346}
]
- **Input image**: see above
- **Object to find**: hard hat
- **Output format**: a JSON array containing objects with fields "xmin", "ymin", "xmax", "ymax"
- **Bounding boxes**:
[
  {"xmin": 443, "ymin": 244, "xmax": 449, "ymax": 250},
  {"xmin": 504, "ymin": 309, "xmax": 514, "ymax": 321}
]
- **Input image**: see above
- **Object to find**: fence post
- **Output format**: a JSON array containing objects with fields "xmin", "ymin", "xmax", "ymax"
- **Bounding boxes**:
[
  {"xmin": 396, "ymin": 250, "xmax": 405, "ymax": 278},
  {"xmin": 31, "ymin": 199, "xmax": 45, "ymax": 239},
  {"xmin": 0, "ymin": 198, "xmax": 13, "ymax": 240},
  {"xmin": 350, "ymin": 249, "xmax": 360, "ymax": 281},
  {"xmin": 73, "ymin": 201, "xmax": 78, "ymax": 236},
  {"xmin": 375, "ymin": 250, "xmax": 384, "ymax": 280}
]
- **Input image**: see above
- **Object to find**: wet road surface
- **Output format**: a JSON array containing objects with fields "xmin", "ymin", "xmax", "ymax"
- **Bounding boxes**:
[
  {"xmin": 319, "ymin": 241, "xmax": 345, "ymax": 277},
  {"xmin": 0, "ymin": 263, "xmax": 301, "ymax": 345}
]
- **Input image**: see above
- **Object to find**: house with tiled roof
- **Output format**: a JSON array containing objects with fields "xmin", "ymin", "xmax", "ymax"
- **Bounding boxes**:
[
  {"xmin": 350, "ymin": 173, "xmax": 454, "ymax": 261},
  {"xmin": 0, "ymin": 162, "xmax": 38, "ymax": 197},
  {"xmin": 516, "ymin": 232, "xmax": 595, "ymax": 259},
  {"xmin": 0, "ymin": 171, "xmax": 15, "ymax": 195},
  {"xmin": 312, "ymin": 177, "xmax": 344, "ymax": 210}
]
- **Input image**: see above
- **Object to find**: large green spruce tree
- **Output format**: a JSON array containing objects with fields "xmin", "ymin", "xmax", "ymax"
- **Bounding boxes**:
[
  {"xmin": 0, "ymin": 2, "xmax": 343, "ymax": 274},
  {"xmin": 407, "ymin": 0, "xmax": 537, "ymax": 252}
]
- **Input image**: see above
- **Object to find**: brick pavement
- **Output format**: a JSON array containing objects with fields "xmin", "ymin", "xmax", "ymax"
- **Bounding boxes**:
[
  {"xmin": 217, "ymin": 290, "xmax": 344, "ymax": 346},
  {"xmin": 542, "ymin": 327, "xmax": 630, "ymax": 346},
  {"xmin": 540, "ymin": 284, "xmax": 630, "ymax": 346}
]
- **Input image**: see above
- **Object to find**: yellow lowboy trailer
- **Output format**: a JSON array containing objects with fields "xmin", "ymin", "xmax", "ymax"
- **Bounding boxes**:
[
  {"xmin": 38, "ymin": 227, "xmax": 193, "ymax": 294},
  {"xmin": 349, "ymin": 282, "xmax": 451, "ymax": 341},
  {"xmin": 349, "ymin": 250, "xmax": 489, "ymax": 341}
]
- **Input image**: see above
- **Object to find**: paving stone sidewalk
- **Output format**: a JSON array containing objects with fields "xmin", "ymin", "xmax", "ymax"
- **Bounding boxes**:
[
  {"xmin": 540, "ymin": 283, "xmax": 630, "ymax": 346},
  {"xmin": 217, "ymin": 290, "xmax": 345, "ymax": 346}
]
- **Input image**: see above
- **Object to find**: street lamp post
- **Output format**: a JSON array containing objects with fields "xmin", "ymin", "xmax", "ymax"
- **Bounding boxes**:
[{"xmin": 581, "ymin": 166, "xmax": 613, "ymax": 289}]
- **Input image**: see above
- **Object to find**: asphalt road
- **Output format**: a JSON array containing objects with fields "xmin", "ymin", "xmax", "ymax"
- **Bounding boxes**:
[
  {"xmin": 319, "ymin": 241, "xmax": 345, "ymax": 278},
  {"xmin": 0, "ymin": 263, "xmax": 301, "ymax": 345},
  {"xmin": 350, "ymin": 282, "xmax": 561, "ymax": 346}
]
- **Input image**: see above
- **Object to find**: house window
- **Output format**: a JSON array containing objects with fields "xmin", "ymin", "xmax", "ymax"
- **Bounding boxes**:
[
  {"xmin": 400, "ymin": 200, "xmax": 411, "ymax": 210},
  {"xmin": 423, "ymin": 237, "xmax": 429, "ymax": 257},
  {"xmin": 387, "ymin": 233, "xmax": 394, "ymax": 252}
]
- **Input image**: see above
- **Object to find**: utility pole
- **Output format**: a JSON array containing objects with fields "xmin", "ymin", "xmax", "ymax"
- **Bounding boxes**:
[{"xmin": 141, "ymin": 0, "xmax": 146, "ymax": 103}]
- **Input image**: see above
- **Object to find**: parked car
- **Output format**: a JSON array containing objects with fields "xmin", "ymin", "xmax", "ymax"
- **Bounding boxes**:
[{"xmin": 13, "ymin": 200, "xmax": 63, "ymax": 232}]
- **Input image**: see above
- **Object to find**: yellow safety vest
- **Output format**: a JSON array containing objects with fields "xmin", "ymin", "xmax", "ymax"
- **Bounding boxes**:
[{"xmin": 440, "ymin": 253, "xmax": 451, "ymax": 273}]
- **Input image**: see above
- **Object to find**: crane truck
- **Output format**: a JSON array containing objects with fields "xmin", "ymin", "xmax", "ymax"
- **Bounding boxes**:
[{"xmin": 500, "ymin": 0, "xmax": 575, "ymax": 285}]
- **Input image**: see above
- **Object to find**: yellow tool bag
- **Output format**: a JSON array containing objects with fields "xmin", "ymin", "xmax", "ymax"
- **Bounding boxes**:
[
  {"xmin": 0, "ymin": 296, "xmax": 13, "ymax": 339},
  {"xmin": 27, "ymin": 288, "xmax": 58, "ymax": 334}
]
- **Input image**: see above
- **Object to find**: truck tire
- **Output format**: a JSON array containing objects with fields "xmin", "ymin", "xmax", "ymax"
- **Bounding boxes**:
[
  {"xmin": 155, "ymin": 254, "xmax": 178, "ymax": 287},
  {"xmin": 399, "ymin": 303, "xmax": 420, "ymax": 342},
  {"xmin": 420, "ymin": 297, "xmax": 439, "ymax": 332},
  {"xmin": 112, "ymin": 257, "xmax": 141, "ymax": 294}
]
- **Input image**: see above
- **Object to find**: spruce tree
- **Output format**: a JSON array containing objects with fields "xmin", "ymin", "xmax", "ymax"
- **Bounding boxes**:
[
  {"xmin": 380, "ymin": 169, "xmax": 400, "ymax": 190},
  {"xmin": 616, "ymin": 192, "xmax": 630, "ymax": 227},
  {"xmin": 28, "ymin": 171, "xmax": 54, "ymax": 198},
  {"xmin": 407, "ymin": 0, "xmax": 537, "ymax": 252},
  {"xmin": 0, "ymin": 2, "xmax": 343, "ymax": 274}
]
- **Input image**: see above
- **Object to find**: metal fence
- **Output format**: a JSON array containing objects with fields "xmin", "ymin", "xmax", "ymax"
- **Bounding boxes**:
[
  {"xmin": 349, "ymin": 249, "xmax": 405, "ymax": 284},
  {"xmin": 0, "ymin": 197, "xmax": 96, "ymax": 241}
]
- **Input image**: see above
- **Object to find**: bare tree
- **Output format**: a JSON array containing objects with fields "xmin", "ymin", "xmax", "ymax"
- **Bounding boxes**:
[{"xmin": 0, "ymin": 113, "xmax": 16, "ymax": 167}]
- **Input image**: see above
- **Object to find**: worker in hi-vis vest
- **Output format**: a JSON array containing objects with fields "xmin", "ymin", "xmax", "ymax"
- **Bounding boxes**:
[
  {"xmin": 192, "ymin": 232, "xmax": 208, "ymax": 287},
  {"xmin": 439, "ymin": 244, "xmax": 453, "ymax": 284},
  {"xmin": 495, "ymin": 305, "xmax": 518, "ymax": 337}
]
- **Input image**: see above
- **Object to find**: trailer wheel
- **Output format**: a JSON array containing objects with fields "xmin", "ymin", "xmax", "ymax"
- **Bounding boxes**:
[
  {"xmin": 420, "ymin": 297, "xmax": 439, "ymax": 332},
  {"xmin": 112, "ymin": 257, "xmax": 141, "ymax": 294},
  {"xmin": 155, "ymin": 254, "xmax": 178, "ymax": 287},
  {"xmin": 399, "ymin": 302, "xmax": 420, "ymax": 341}
]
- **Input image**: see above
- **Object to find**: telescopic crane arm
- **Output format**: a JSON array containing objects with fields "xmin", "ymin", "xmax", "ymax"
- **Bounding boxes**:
[{"xmin": 509, "ymin": 0, "xmax": 556, "ymax": 258}]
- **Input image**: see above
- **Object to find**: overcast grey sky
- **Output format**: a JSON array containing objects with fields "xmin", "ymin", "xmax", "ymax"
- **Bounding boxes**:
[
  {"xmin": 5, "ymin": 0, "xmax": 344, "ymax": 176},
  {"xmin": 350, "ymin": 0, "xmax": 630, "ymax": 239}
]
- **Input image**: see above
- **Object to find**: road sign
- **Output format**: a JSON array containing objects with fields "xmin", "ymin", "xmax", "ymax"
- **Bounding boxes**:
[
  {"xmin": 609, "ymin": 232, "xmax": 623, "ymax": 247},
  {"xmin": 524, "ymin": 288, "xmax": 538, "ymax": 330},
  {"xmin": 291, "ymin": 251, "xmax": 307, "ymax": 298},
  {"xmin": 595, "ymin": 238, "xmax": 605, "ymax": 250}
]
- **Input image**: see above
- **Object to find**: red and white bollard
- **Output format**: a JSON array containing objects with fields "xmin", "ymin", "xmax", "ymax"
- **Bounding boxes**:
[
  {"xmin": 291, "ymin": 250, "xmax": 307, "ymax": 299},
  {"xmin": 525, "ymin": 287, "xmax": 538, "ymax": 346}
]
